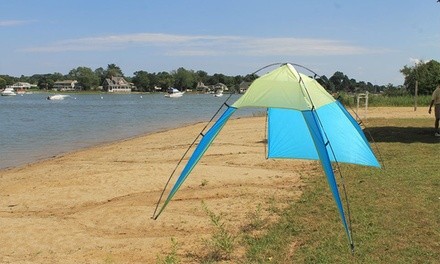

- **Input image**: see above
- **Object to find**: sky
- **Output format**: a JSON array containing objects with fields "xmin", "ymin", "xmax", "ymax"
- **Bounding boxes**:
[{"xmin": 1, "ymin": 0, "xmax": 439, "ymax": 85}]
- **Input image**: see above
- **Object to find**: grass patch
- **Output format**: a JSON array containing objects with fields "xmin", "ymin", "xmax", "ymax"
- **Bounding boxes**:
[
  {"xmin": 175, "ymin": 117, "xmax": 438, "ymax": 263},
  {"xmin": 338, "ymin": 94, "xmax": 431, "ymax": 107},
  {"xmin": 156, "ymin": 238, "xmax": 181, "ymax": 264},
  {"xmin": 243, "ymin": 118, "xmax": 439, "ymax": 263},
  {"xmin": 200, "ymin": 201, "xmax": 236, "ymax": 262}
]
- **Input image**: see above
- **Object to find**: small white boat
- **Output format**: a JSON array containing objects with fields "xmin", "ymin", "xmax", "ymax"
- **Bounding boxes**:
[
  {"xmin": 47, "ymin": 94, "xmax": 70, "ymax": 100},
  {"xmin": 164, "ymin": 88, "xmax": 184, "ymax": 98},
  {"xmin": 1, "ymin": 87, "xmax": 17, "ymax": 96},
  {"xmin": 214, "ymin": 92, "xmax": 223, "ymax": 97}
]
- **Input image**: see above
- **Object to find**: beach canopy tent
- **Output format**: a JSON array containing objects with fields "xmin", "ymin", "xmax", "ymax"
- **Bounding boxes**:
[{"xmin": 153, "ymin": 63, "xmax": 381, "ymax": 249}]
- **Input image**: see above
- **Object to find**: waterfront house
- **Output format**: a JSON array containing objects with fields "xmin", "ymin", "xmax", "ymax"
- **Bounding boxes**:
[
  {"xmin": 9, "ymin": 82, "xmax": 35, "ymax": 94},
  {"xmin": 196, "ymin": 81, "xmax": 210, "ymax": 93},
  {"xmin": 196, "ymin": 82, "xmax": 228, "ymax": 94},
  {"xmin": 53, "ymin": 80, "xmax": 78, "ymax": 91},
  {"xmin": 10, "ymin": 82, "xmax": 32, "ymax": 89},
  {"xmin": 102, "ymin": 76, "xmax": 132, "ymax": 93},
  {"xmin": 239, "ymin": 81, "xmax": 252, "ymax": 94},
  {"xmin": 210, "ymin": 83, "xmax": 228, "ymax": 94}
]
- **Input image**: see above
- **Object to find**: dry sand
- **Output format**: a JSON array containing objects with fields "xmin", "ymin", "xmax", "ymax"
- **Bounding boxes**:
[{"xmin": 0, "ymin": 107, "xmax": 432, "ymax": 263}]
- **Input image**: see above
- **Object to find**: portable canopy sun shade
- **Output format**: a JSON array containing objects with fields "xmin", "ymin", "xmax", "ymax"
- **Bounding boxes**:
[{"xmin": 153, "ymin": 63, "xmax": 381, "ymax": 250}]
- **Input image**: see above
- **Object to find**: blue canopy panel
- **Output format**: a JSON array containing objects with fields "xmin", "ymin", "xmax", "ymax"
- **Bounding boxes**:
[
  {"xmin": 302, "ymin": 109, "xmax": 354, "ymax": 246},
  {"xmin": 316, "ymin": 101, "xmax": 381, "ymax": 167},
  {"xmin": 267, "ymin": 108, "xmax": 318, "ymax": 160},
  {"xmin": 269, "ymin": 107, "xmax": 353, "ymax": 245},
  {"xmin": 154, "ymin": 106, "xmax": 237, "ymax": 218},
  {"xmin": 267, "ymin": 101, "xmax": 380, "ymax": 168},
  {"xmin": 333, "ymin": 100, "xmax": 379, "ymax": 164}
]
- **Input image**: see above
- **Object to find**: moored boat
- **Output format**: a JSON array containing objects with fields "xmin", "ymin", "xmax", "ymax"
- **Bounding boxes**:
[
  {"xmin": 214, "ymin": 91, "xmax": 223, "ymax": 97},
  {"xmin": 164, "ymin": 88, "xmax": 184, "ymax": 98},
  {"xmin": 47, "ymin": 94, "xmax": 70, "ymax": 100},
  {"xmin": 1, "ymin": 87, "xmax": 17, "ymax": 96}
]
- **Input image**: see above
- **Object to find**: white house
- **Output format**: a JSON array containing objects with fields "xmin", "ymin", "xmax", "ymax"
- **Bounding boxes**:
[
  {"xmin": 10, "ymin": 82, "xmax": 31, "ymax": 89},
  {"xmin": 196, "ymin": 81, "xmax": 210, "ymax": 93},
  {"xmin": 10, "ymin": 82, "xmax": 33, "ymax": 90},
  {"xmin": 53, "ymin": 80, "xmax": 78, "ymax": 91},
  {"xmin": 8, "ymin": 82, "xmax": 32, "ymax": 94},
  {"xmin": 102, "ymin": 76, "xmax": 132, "ymax": 93},
  {"xmin": 210, "ymin": 83, "xmax": 228, "ymax": 94}
]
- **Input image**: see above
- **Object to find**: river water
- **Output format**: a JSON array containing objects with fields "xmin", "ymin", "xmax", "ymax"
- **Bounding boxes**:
[{"xmin": 0, "ymin": 93, "xmax": 258, "ymax": 170}]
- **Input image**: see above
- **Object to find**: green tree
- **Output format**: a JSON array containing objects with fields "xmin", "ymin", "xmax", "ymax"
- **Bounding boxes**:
[
  {"xmin": 148, "ymin": 72, "xmax": 159, "ymax": 90},
  {"xmin": 105, "ymin": 63, "xmax": 124, "ymax": 78},
  {"xmin": 156, "ymin": 71, "xmax": 174, "ymax": 89},
  {"xmin": 196, "ymin": 70, "xmax": 208, "ymax": 83},
  {"xmin": 29, "ymin": 74, "xmax": 44, "ymax": 86},
  {"xmin": 94, "ymin": 67, "xmax": 106, "ymax": 86},
  {"xmin": 317, "ymin": 75, "xmax": 334, "ymax": 92},
  {"xmin": 401, "ymin": 59, "xmax": 440, "ymax": 95},
  {"xmin": 68, "ymin": 67, "xmax": 99, "ymax": 90},
  {"xmin": 37, "ymin": 75, "xmax": 55, "ymax": 90},
  {"xmin": 243, "ymin": 73, "xmax": 258, "ymax": 83},
  {"xmin": 172, "ymin": 67, "xmax": 196, "ymax": 90},
  {"xmin": 329, "ymin": 71, "xmax": 352, "ymax": 92},
  {"xmin": 132, "ymin": 70, "xmax": 150, "ymax": 92},
  {"xmin": 52, "ymin": 72, "xmax": 64, "ymax": 82},
  {"xmin": 0, "ymin": 77, "xmax": 6, "ymax": 88},
  {"xmin": 0, "ymin": 74, "xmax": 15, "ymax": 86}
]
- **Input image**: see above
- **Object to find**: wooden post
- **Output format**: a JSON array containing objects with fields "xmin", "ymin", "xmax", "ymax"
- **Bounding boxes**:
[
  {"xmin": 365, "ymin": 91, "xmax": 369, "ymax": 120},
  {"xmin": 414, "ymin": 80, "xmax": 418, "ymax": 111},
  {"xmin": 356, "ymin": 94, "xmax": 360, "ymax": 114},
  {"xmin": 356, "ymin": 92, "xmax": 369, "ymax": 121}
]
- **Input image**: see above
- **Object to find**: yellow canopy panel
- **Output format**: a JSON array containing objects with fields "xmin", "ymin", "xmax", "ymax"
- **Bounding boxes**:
[{"xmin": 232, "ymin": 63, "xmax": 335, "ymax": 110}]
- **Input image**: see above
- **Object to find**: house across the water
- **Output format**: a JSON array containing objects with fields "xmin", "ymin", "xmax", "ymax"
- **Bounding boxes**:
[
  {"xmin": 102, "ymin": 76, "xmax": 132, "ymax": 93},
  {"xmin": 53, "ymin": 80, "xmax": 78, "ymax": 91}
]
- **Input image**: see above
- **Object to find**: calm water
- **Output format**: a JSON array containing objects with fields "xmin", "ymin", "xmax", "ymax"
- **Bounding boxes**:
[{"xmin": 0, "ymin": 93, "xmax": 256, "ymax": 170}]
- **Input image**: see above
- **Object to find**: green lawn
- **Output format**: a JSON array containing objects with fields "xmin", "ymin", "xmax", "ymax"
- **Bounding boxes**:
[
  {"xmin": 244, "ymin": 118, "xmax": 439, "ymax": 263},
  {"xmin": 159, "ymin": 118, "xmax": 439, "ymax": 264},
  {"xmin": 338, "ymin": 94, "xmax": 432, "ymax": 107}
]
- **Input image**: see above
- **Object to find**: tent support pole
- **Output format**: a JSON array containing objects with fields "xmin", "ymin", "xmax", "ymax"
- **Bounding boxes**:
[
  {"xmin": 295, "ymin": 66, "xmax": 355, "ymax": 250},
  {"xmin": 265, "ymin": 108, "xmax": 268, "ymax": 159},
  {"xmin": 152, "ymin": 94, "xmax": 234, "ymax": 219}
]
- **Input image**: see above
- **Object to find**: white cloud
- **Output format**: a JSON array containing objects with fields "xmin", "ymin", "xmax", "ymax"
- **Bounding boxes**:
[
  {"xmin": 0, "ymin": 20, "xmax": 33, "ymax": 27},
  {"xmin": 21, "ymin": 32, "xmax": 379, "ymax": 57},
  {"xmin": 409, "ymin": 57, "xmax": 421, "ymax": 64}
]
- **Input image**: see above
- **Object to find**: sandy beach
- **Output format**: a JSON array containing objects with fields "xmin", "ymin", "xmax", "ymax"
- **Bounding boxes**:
[{"xmin": 0, "ymin": 107, "xmax": 432, "ymax": 263}]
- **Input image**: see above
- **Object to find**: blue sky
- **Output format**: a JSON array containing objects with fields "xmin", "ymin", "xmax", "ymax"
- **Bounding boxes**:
[{"xmin": 1, "ymin": 0, "xmax": 439, "ymax": 85}]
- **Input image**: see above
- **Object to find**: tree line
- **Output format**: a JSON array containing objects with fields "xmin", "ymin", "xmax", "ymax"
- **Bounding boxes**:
[{"xmin": 1, "ymin": 60, "xmax": 439, "ymax": 94}]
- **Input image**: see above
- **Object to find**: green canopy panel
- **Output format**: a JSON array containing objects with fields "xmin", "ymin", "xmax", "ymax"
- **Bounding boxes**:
[{"xmin": 232, "ymin": 63, "xmax": 335, "ymax": 110}]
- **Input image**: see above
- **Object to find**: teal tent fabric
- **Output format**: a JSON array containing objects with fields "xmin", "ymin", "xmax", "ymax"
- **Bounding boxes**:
[
  {"xmin": 154, "ymin": 63, "xmax": 380, "ymax": 250},
  {"xmin": 154, "ymin": 106, "xmax": 236, "ymax": 218},
  {"xmin": 268, "ymin": 108, "xmax": 318, "ymax": 159},
  {"xmin": 268, "ymin": 101, "xmax": 380, "ymax": 167},
  {"xmin": 301, "ymin": 109, "xmax": 353, "ymax": 245}
]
